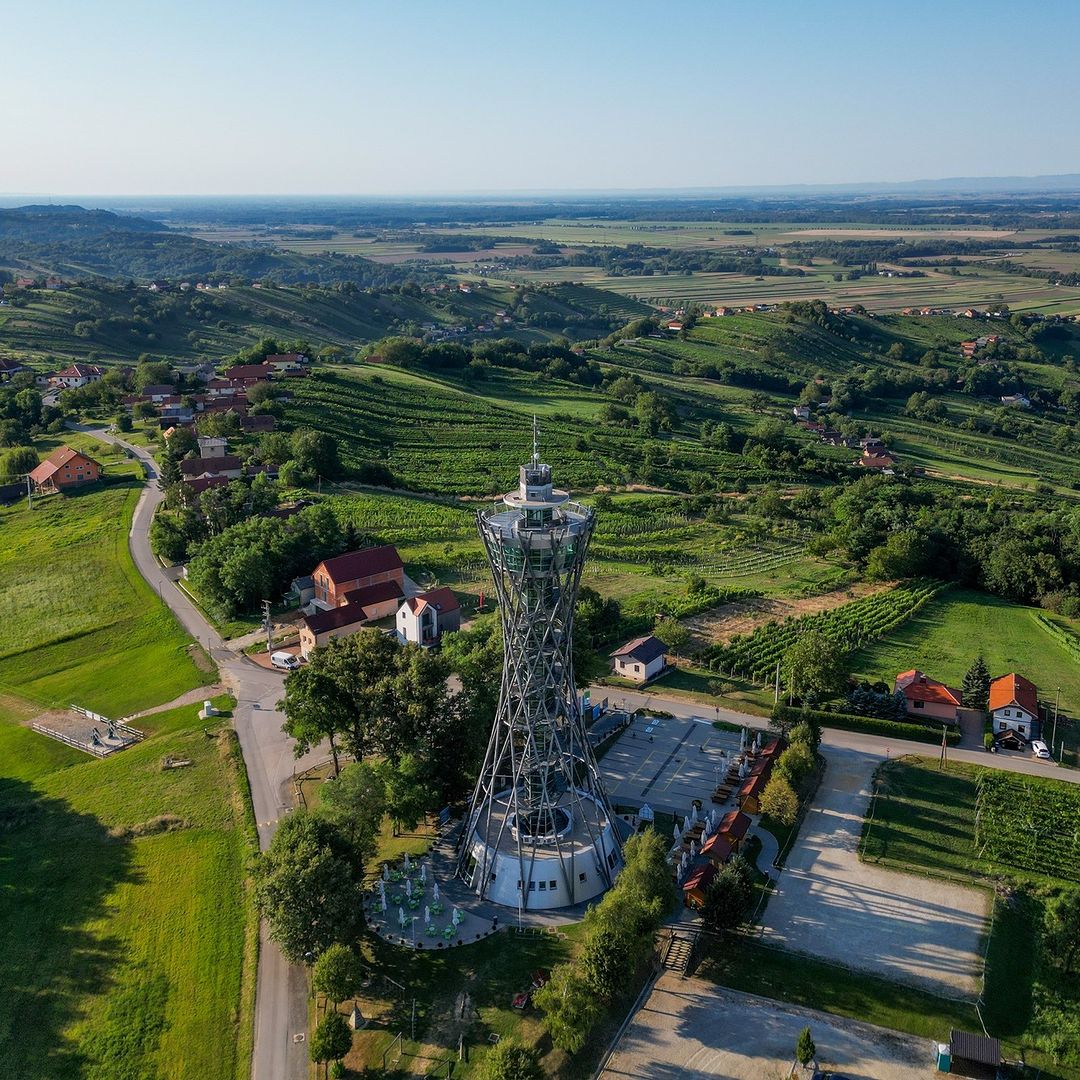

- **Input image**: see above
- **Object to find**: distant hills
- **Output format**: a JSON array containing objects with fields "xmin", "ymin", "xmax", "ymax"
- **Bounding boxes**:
[{"xmin": 0, "ymin": 204, "xmax": 426, "ymax": 287}]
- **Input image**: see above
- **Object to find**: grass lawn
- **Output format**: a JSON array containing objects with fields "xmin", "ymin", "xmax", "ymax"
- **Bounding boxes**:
[
  {"xmin": 852, "ymin": 588, "xmax": 1080, "ymax": 760},
  {"xmin": 0, "ymin": 475, "xmax": 214, "ymax": 717},
  {"xmin": 0, "ymin": 694, "xmax": 257, "ymax": 1080},
  {"xmin": 859, "ymin": 756, "xmax": 1080, "ymax": 1075}
]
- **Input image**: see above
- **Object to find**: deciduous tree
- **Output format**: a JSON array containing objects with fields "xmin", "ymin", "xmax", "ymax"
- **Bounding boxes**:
[{"xmin": 311, "ymin": 943, "xmax": 363, "ymax": 1004}]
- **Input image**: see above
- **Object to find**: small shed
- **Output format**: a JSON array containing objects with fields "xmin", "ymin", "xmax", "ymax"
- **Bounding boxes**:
[
  {"xmin": 681, "ymin": 862, "xmax": 716, "ymax": 909},
  {"xmin": 946, "ymin": 1029, "xmax": 1001, "ymax": 1079}
]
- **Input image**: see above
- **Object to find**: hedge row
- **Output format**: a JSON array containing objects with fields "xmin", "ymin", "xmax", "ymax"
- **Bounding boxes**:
[{"xmin": 772, "ymin": 705, "xmax": 962, "ymax": 746}]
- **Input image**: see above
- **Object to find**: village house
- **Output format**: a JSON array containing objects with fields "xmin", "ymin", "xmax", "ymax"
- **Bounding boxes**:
[
  {"xmin": 396, "ymin": 587, "xmax": 461, "ymax": 647},
  {"xmin": 49, "ymin": 363, "xmax": 104, "ymax": 389},
  {"xmin": 0, "ymin": 358, "xmax": 27, "ymax": 381},
  {"xmin": 298, "ymin": 579, "xmax": 406, "ymax": 658},
  {"xmin": 989, "ymin": 673, "xmax": 1040, "ymax": 741},
  {"xmin": 895, "ymin": 670, "xmax": 963, "ymax": 723},
  {"xmin": 28, "ymin": 446, "xmax": 102, "ymax": 493},
  {"xmin": 196, "ymin": 436, "xmax": 228, "ymax": 459},
  {"xmin": 223, "ymin": 364, "xmax": 274, "ymax": 387},
  {"xmin": 312, "ymin": 545, "xmax": 404, "ymax": 609},
  {"xmin": 960, "ymin": 341, "xmax": 978, "ymax": 359},
  {"xmin": 610, "ymin": 634, "xmax": 668, "ymax": 683},
  {"xmin": 180, "ymin": 454, "xmax": 244, "ymax": 480},
  {"xmin": 263, "ymin": 353, "xmax": 308, "ymax": 371},
  {"xmin": 792, "ymin": 405, "xmax": 811, "ymax": 421},
  {"xmin": 141, "ymin": 384, "xmax": 176, "ymax": 403},
  {"xmin": 1000, "ymin": 394, "xmax": 1031, "ymax": 409},
  {"xmin": 857, "ymin": 449, "xmax": 896, "ymax": 472}
]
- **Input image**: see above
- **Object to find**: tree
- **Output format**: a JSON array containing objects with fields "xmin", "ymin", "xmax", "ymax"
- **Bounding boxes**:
[
  {"xmin": 311, "ymin": 943, "xmax": 363, "ymax": 1004},
  {"xmin": 1044, "ymin": 888, "xmax": 1080, "ymax": 974},
  {"xmin": 653, "ymin": 616, "xmax": 688, "ymax": 658},
  {"xmin": 481, "ymin": 1039, "xmax": 542, "ymax": 1080},
  {"xmin": 309, "ymin": 1011, "xmax": 352, "ymax": 1064},
  {"xmin": 782, "ymin": 630, "xmax": 847, "ymax": 703},
  {"xmin": 760, "ymin": 776, "xmax": 798, "ymax": 826},
  {"xmin": 701, "ymin": 856, "xmax": 754, "ymax": 930},
  {"xmin": 534, "ymin": 964, "xmax": 601, "ymax": 1053},
  {"xmin": 253, "ymin": 812, "xmax": 363, "ymax": 964},
  {"xmin": 291, "ymin": 427, "xmax": 340, "ymax": 478},
  {"xmin": 317, "ymin": 761, "xmax": 387, "ymax": 866},
  {"xmin": 281, "ymin": 665, "xmax": 348, "ymax": 775},
  {"xmin": 775, "ymin": 741, "xmax": 815, "ymax": 789},
  {"xmin": 0, "ymin": 444, "xmax": 38, "ymax": 479},
  {"xmin": 788, "ymin": 718, "xmax": 821, "ymax": 753},
  {"xmin": 378, "ymin": 753, "xmax": 433, "ymax": 836},
  {"xmin": 961, "ymin": 655, "xmax": 991, "ymax": 711},
  {"xmin": 795, "ymin": 1026, "xmax": 816, "ymax": 1066},
  {"xmin": 578, "ymin": 912, "xmax": 637, "ymax": 1003}
]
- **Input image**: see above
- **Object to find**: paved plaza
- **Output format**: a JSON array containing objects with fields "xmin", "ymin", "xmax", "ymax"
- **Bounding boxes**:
[
  {"xmin": 759, "ymin": 748, "xmax": 988, "ymax": 996},
  {"xmin": 600, "ymin": 711, "xmax": 747, "ymax": 818},
  {"xmin": 602, "ymin": 977, "xmax": 934, "ymax": 1079}
]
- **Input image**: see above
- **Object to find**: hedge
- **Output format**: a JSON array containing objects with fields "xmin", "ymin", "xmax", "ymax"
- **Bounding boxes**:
[{"xmin": 772, "ymin": 705, "xmax": 961, "ymax": 746}]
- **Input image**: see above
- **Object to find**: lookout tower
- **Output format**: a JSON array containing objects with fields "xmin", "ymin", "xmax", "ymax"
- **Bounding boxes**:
[{"xmin": 457, "ymin": 425, "xmax": 623, "ymax": 909}]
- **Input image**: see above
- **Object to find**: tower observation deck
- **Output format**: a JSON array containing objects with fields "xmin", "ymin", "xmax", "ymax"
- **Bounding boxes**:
[{"xmin": 457, "ymin": 430, "xmax": 623, "ymax": 910}]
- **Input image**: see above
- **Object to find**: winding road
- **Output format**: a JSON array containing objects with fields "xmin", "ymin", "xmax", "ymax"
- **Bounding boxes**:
[{"xmin": 82, "ymin": 427, "xmax": 312, "ymax": 1080}]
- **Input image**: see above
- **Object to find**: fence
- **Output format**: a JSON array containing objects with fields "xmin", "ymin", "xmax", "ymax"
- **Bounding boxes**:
[{"xmin": 72, "ymin": 704, "xmax": 145, "ymax": 741}]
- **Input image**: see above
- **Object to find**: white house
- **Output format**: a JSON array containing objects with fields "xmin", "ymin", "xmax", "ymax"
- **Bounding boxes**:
[
  {"xmin": 49, "ymin": 363, "xmax": 104, "ymax": 389},
  {"xmin": 792, "ymin": 405, "xmax": 811, "ymax": 421},
  {"xmin": 396, "ymin": 587, "xmax": 461, "ymax": 647},
  {"xmin": 989, "ymin": 673, "xmax": 1040, "ymax": 740},
  {"xmin": 610, "ymin": 635, "xmax": 668, "ymax": 683}
]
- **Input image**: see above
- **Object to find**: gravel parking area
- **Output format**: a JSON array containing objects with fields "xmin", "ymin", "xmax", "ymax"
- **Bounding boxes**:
[
  {"xmin": 601, "ymin": 976, "xmax": 933, "ymax": 1079},
  {"xmin": 760, "ymin": 748, "xmax": 988, "ymax": 996}
]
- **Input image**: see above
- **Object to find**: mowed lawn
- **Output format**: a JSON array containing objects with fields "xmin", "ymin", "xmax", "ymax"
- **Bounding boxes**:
[
  {"xmin": 0, "ymin": 472, "xmax": 213, "ymax": 717},
  {"xmin": 0, "ymin": 695, "xmax": 256, "ymax": 1080},
  {"xmin": 852, "ymin": 588, "xmax": 1080, "ymax": 718}
]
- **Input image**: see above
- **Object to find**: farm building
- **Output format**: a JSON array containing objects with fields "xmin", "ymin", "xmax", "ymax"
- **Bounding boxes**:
[
  {"xmin": 28, "ymin": 446, "xmax": 102, "ymax": 493},
  {"xmin": 312, "ymin": 545, "xmax": 404, "ymax": 608},
  {"xmin": 895, "ymin": 670, "xmax": 963, "ymax": 723},
  {"xmin": 610, "ymin": 635, "xmax": 668, "ymax": 683},
  {"xmin": 989, "ymin": 673, "xmax": 1039, "ymax": 741},
  {"xmin": 298, "ymin": 580, "xmax": 405, "ymax": 658},
  {"xmin": 396, "ymin": 587, "xmax": 461, "ymax": 647}
]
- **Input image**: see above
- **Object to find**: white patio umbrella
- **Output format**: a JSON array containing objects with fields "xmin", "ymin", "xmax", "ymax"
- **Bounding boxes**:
[
  {"xmin": 398, "ymin": 907, "xmax": 407, "ymax": 929},
  {"xmin": 424, "ymin": 905, "xmax": 431, "ymax": 925},
  {"xmin": 403, "ymin": 852, "xmax": 412, "ymax": 872},
  {"xmin": 690, "ymin": 840, "xmax": 698, "ymax": 858},
  {"xmin": 452, "ymin": 907, "xmax": 462, "ymax": 926},
  {"xmin": 683, "ymin": 813, "xmax": 692, "ymax": 832},
  {"xmin": 381, "ymin": 894, "xmax": 388, "ymax": 914},
  {"xmin": 420, "ymin": 863, "xmax": 427, "ymax": 885},
  {"xmin": 382, "ymin": 864, "xmax": 390, "ymax": 882},
  {"xmin": 673, "ymin": 823, "xmax": 682, "ymax": 843},
  {"xmin": 405, "ymin": 878, "xmax": 413, "ymax": 899},
  {"xmin": 433, "ymin": 881, "xmax": 441, "ymax": 903}
]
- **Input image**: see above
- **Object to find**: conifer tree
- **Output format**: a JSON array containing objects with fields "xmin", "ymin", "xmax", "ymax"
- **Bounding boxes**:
[{"xmin": 962, "ymin": 656, "xmax": 991, "ymax": 710}]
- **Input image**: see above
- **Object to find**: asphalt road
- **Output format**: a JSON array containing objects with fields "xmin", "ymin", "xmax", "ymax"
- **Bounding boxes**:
[
  {"xmin": 80, "ymin": 427, "xmax": 312, "ymax": 1080},
  {"xmin": 592, "ymin": 683, "xmax": 1080, "ymax": 786}
]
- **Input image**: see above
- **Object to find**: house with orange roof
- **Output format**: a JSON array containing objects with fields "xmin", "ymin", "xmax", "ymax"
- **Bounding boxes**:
[
  {"xmin": 989, "ymin": 673, "xmax": 1040, "ymax": 741},
  {"xmin": 28, "ymin": 446, "xmax": 102, "ymax": 493},
  {"xmin": 895, "ymin": 670, "xmax": 963, "ymax": 723}
]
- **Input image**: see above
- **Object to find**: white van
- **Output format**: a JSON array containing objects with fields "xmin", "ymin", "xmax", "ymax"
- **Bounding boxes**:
[{"xmin": 270, "ymin": 651, "xmax": 301, "ymax": 671}]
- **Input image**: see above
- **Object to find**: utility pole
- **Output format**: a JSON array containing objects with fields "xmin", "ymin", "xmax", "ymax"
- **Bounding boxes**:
[
  {"xmin": 1052, "ymin": 687, "xmax": 1061, "ymax": 755},
  {"xmin": 774, "ymin": 659, "xmax": 781, "ymax": 704},
  {"xmin": 25, "ymin": 472, "xmax": 32, "ymax": 509},
  {"xmin": 262, "ymin": 599, "xmax": 272, "ymax": 651}
]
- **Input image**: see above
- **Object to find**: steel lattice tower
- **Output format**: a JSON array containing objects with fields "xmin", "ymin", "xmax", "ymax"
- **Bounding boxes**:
[{"xmin": 457, "ymin": 429, "xmax": 623, "ymax": 910}]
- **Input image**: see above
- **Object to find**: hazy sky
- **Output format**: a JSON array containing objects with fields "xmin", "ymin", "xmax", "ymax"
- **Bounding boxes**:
[{"xmin": 4, "ymin": 0, "xmax": 1079, "ymax": 196}]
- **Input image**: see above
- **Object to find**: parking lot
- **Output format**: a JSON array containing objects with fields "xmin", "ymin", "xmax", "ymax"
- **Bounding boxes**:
[
  {"xmin": 601, "ymin": 977, "xmax": 933, "ymax": 1079},
  {"xmin": 759, "ymin": 747, "xmax": 988, "ymax": 996}
]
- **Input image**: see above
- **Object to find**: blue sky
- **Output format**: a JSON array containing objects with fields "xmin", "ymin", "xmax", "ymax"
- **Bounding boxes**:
[{"xmin": 3, "ymin": 0, "xmax": 1079, "ymax": 195}]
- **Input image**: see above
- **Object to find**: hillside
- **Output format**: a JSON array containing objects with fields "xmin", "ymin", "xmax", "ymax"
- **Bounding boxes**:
[{"xmin": 0, "ymin": 280, "xmax": 631, "ymax": 365}]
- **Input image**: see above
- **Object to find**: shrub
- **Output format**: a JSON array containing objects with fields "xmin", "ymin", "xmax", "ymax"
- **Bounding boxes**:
[
  {"xmin": 481, "ymin": 1039, "xmax": 542, "ymax": 1080},
  {"xmin": 796, "ymin": 1026, "xmax": 816, "ymax": 1065},
  {"xmin": 309, "ymin": 1012, "xmax": 352, "ymax": 1064},
  {"xmin": 760, "ymin": 776, "xmax": 798, "ymax": 826},
  {"xmin": 771, "ymin": 705, "xmax": 961, "ymax": 745}
]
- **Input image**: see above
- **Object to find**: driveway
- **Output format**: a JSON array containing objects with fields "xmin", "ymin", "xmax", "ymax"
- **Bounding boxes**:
[
  {"xmin": 601, "ymin": 976, "xmax": 933, "ymax": 1079},
  {"xmin": 759, "ymin": 748, "xmax": 988, "ymax": 997}
]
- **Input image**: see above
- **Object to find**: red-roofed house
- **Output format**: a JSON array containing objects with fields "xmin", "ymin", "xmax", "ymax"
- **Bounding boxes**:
[
  {"xmin": 298, "ymin": 579, "xmax": 405, "ymax": 658},
  {"xmin": 224, "ymin": 364, "xmax": 274, "ymax": 386},
  {"xmin": 396, "ymin": 587, "xmax": 461, "ymax": 647},
  {"xmin": 895, "ymin": 670, "xmax": 963, "ymax": 723},
  {"xmin": 49, "ymin": 363, "xmax": 104, "ymax": 389},
  {"xmin": 28, "ymin": 446, "xmax": 102, "ymax": 492},
  {"xmin": 989, "ymin": 673, "xmax": 1039, "ymax": 740},
  {"xmin": 857, "ymin": 449, "xmax": 897, "ymax": 472},
  {"xmin": 701, "ymin": 810, "xmax": 752, "ymax": 865},
  {"xmin": 263, "ymin": 353, "xmax": 308, "ymax": 371},
  {"xmin": 312, "ymin": 545, "xmax": 404, "ymax": 608}
]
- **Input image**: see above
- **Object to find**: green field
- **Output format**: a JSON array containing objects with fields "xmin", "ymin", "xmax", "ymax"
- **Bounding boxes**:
[
  {"xmin": 0, "ymin": 471, "xmax": 213, "ymax": 718},
  {"xmin": 0, "ymin": 694, "xmax": 256, "ymax": 1080},
  {"xmin": 852, "ymin": 588, "xmax": 1080, "ymax": 732},
  {"xmin": 860, "ymin": 757, "xmax": 1080, "ymax": 1073}
]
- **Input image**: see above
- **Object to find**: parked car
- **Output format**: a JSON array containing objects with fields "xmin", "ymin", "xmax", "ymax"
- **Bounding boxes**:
[
  {"xmin": 270, "ymin": 650, "xmax": 300, "ymax": 671},
  {"xmin": 1031, "ymin": 739, "xmax": 1051, "ymax": 759}
]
